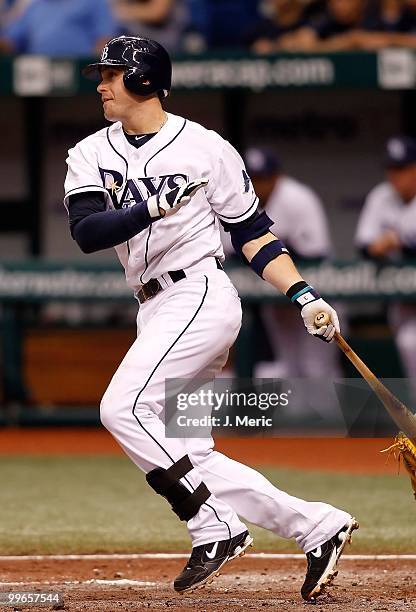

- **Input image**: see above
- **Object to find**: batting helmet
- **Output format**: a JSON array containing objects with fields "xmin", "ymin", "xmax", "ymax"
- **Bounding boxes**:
[{"xmin": 83, "ymin": 36, "xmax": 172, "ymax": 99}]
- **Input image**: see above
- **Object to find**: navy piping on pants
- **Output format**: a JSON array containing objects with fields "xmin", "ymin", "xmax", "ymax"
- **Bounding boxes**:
[{"xmin": 131, "ymin": 275, "xmax": 232, "ymax": 539}]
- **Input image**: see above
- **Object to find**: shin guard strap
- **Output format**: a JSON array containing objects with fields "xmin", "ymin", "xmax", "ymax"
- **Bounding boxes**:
[
  {"xmin": 146, "ymin": 455, "xmax": 211, "ymax": 522},
  {"xmin": 174, "ymin": 482, "xmax": 211, "ymax": 521},
  {"xmin": 165, "ymin": 454, "xmax": 193, "ymax": 481}
]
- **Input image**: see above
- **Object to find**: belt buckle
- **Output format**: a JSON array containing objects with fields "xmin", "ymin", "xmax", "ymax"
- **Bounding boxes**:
[{"xmin": 138, "ymin": 278, "xmax": 162, "ymax": 304}]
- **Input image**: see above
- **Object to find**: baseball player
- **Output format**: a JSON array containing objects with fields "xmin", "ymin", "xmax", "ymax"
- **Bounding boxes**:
[
  {"xmin": 64, "ymin": 36, "xmax": 358, "ymax": 601},
  {"xmin": 356, "ymin": 135, "xmax": 416, "ymax": 399}
]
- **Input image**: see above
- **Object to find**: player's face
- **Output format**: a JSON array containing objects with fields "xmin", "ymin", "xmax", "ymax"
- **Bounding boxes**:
[
  {"xmin": 329, "ymin": 0, "xmax": 364, "ymax": 24},
  {"xmin": 97, "ymin": 68, "xmax": 137, "ymax": 123},
  {"xmin": 387, "ymin": 164, "xmax": 416, "ymax": 203}
]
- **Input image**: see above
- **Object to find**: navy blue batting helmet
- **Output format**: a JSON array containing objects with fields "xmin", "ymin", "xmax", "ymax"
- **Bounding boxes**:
[{"xmin": 83, "ymin": 36, "xmax": 172, "ymax": 99}]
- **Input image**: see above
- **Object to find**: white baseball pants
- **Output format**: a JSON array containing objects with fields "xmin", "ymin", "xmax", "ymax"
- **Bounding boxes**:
[{"xmin": 100, "ymin": 260, "xmax": 350, "ymax": 551}]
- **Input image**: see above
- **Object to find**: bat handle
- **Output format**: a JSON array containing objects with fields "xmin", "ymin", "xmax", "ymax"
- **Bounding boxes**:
[
  {"xmin": 314, "ymin": 311, "xmax": 341, "ymax": 343},
  {"xmin": 314, "ymin": 312, "xmax": 331, "ymax": 328}
]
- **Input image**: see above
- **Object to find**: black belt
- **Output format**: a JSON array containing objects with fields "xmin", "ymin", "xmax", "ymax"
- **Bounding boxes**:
[{"xmin": 137, "ymin": 258, "xmax": 223, "ymax": 304}]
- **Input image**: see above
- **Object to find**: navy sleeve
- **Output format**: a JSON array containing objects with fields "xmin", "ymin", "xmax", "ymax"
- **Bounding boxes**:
[{"xmin": 67, "ymin": 191, "xmax": 153, "ymax": 254}]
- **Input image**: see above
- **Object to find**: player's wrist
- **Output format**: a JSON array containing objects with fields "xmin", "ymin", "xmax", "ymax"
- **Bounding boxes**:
[
  {"xmin": 147, "ymin": 194, "xmax": 163, "ymax": 219},
  {"xmin": 286, "ymin": 280, "xmax": 321, "ymax": 310}
]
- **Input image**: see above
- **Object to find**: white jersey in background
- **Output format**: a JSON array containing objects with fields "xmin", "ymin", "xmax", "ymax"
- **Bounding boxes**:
[
  {"xmin": 243, "ymin": 174, "xmax": 340, "ymax": 386},
  {"xmin": 356, "ymin": 182, "xmax": 416, "ymax": 252},
  {"xmin": 266, "ymin": 176, "xmax": 331, "ymax": 258},
  {"xmin": 64, "ymin": 112, "xmax": 258, "ymax": 289},
  {"xmin": 355, "ymin": 181, "xmax": 416, "ymax": 399},
  {"xmin": 220, "ymin": 175, "xmax": 331, "ymax": 259}
]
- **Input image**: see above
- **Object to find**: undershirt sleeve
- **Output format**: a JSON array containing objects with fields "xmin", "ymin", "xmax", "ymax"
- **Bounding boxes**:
[{"xmin": 67, "ymin": 191, "xmax": 153, "ymax": 253}]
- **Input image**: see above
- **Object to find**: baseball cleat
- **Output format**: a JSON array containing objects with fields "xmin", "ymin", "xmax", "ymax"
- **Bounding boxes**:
[
  {"xmin": 173, "ymin": 530, "xmax": 253, "ymax": 593},
  {"xmin": 301, "ymin": 517, "xmax": 359, "ymax": 602}
]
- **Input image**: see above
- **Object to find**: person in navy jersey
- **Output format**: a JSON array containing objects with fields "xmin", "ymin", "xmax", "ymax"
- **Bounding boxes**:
[
  {"xmin": 276, "ymin": 0, "xmax": 369, "ymax": 50},
  {"xmin": 246, "ymin": 0, "xmax": 309, "ymax": 54},
  {"xmin": 277, "ymin": 0, "xmax": 416, "ymax": 50}
]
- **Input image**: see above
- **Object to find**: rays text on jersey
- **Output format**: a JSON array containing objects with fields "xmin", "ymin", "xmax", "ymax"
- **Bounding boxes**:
[{"xmin": 98, "ymin": 167, "xmax": 189, "ymax": 208}]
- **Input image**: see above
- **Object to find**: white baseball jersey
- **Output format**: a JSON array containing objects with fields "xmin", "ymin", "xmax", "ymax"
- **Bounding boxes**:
[
  {"xmin": 355, "ymin": 182, "xmax": 416, "ymax": 252},
  {"xmin": 356, "ymin": 181, "xmax": 416, "ymax": 394},
  {"xmin": 266, "ymin": 176, "xmax": 331, "ymax": 258},
  {"xmin": 64, "ymin": 112, "xmax": 258, "ymax": 289}
]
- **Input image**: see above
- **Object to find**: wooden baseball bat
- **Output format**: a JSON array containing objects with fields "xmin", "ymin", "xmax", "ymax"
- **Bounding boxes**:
[{"xmin": 315, "ymin": 312, "xmax": 416, "ymax": 440}]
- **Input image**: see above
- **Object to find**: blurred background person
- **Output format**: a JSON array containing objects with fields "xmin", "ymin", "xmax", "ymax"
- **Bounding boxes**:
[
  {"xmin": 366, "ymin": 0, "xmax": 416, "ymax": 33},
  {"xmin": 225, "ymin": 146, "xmax": 342, "ymax": 385},
  {"xmin": 341, "ymin": 0, "xmax": 416, "ymax": 49},
  {"xmin": 355, "ymin": 135, "xmax": 416, "ymax": 397},
  {"xmin": 111, "ymin": 0, "xmax": 190, "ymax": 54},
  {"xmin": 278, "ymin": 0, "xmax": 373, "ymax": 51},
  {"xmin": 371, "ymin": 0, "xmax": 415, "ymax": 31},
  {"xmin": 353, "ymin": 0, "xmax": 416, "ymax": 49},
  {"xmin": 0, "ymin": 0, "xmax": 31, "ymax": 30},
  {"xmin": 247, "ymin": 0, "xmax": 328, "ymax": 54},
  {"xmin": 0, "ymin": 0, "xmax": 116, "ymax": 56},
  {"xmin": 246, "ymin": 0, "xmax": 309, "ymax": 54},
  {"xmin": 279, "ymin": 0, "xmax": 416, "ymax": 51}
]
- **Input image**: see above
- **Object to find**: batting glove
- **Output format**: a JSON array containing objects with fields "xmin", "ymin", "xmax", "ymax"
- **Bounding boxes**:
[
  {"xmin": 301, "ymin": 298, "xmax": 340, "ymax": 343},
  {"xmin": 147, "ymin": 178, "xmax": 208, "ymax": 219},
  {"xmin": 288, "ymin": 282, "xmax": 340, "ymax": 343}
]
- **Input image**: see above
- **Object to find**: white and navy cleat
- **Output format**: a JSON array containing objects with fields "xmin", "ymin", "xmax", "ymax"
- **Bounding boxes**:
[
  {"xmin": 174, "ymin": 530, "xmax": 253, "ymax": 593},
  {"xmin": 301, "ymin": 517, "xmax": 359, "ymax": 602}
]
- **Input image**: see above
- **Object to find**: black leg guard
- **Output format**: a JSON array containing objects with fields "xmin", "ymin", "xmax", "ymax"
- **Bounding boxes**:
[{"xmin": 146, "ymin": 455, "xmax": 210, "ymax": 521}]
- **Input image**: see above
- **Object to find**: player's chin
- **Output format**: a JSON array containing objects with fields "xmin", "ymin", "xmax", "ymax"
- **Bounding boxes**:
[{"xmin": 102, "ymin": 102, "xmax": 119, "ymax": 122}]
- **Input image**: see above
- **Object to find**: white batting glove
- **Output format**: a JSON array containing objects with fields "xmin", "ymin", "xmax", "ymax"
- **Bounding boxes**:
[
  {"xmin": 288, "ymin": 282, "xmax": 340, "ymax": 343},
  {"xmin": 301, "ymin": 298, "xmax": 340, "ymax": 343},
  {"xmin": 147, "ymin": 178, "xmax": 208, "ymax": 219}
]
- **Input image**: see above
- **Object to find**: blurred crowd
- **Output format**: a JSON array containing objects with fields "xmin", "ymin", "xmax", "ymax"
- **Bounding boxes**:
[{"xmin": 1, "ymin": 0, "xmax": 416, "ymax": 57}]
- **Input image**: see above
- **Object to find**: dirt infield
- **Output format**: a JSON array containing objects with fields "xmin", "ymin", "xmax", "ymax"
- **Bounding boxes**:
[
  {"xmin": 0, "ymin": 556, "xmax": 415, "ymax": 611},
  {"xmin": 0, "ymin": 428, "xmax": 400, "ymax": 474}
]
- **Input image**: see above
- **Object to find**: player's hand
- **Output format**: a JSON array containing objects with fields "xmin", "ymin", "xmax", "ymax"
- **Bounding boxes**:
[
  {"xmin": 300, "ymin": 298, "xmax": 340, "ymax": 343},
  {"xmin": 147, "ymin": 178, "xmax": 208, "ymax": 219},
  {"xmin": 368, "ymin": 230, "xmax": 401, "ymax": 257}
]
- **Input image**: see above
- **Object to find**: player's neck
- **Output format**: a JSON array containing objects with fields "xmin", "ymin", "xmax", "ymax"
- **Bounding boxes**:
[{"xmin": 122, "ymin": 100, "xmax": 167, "ymax": 135}]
